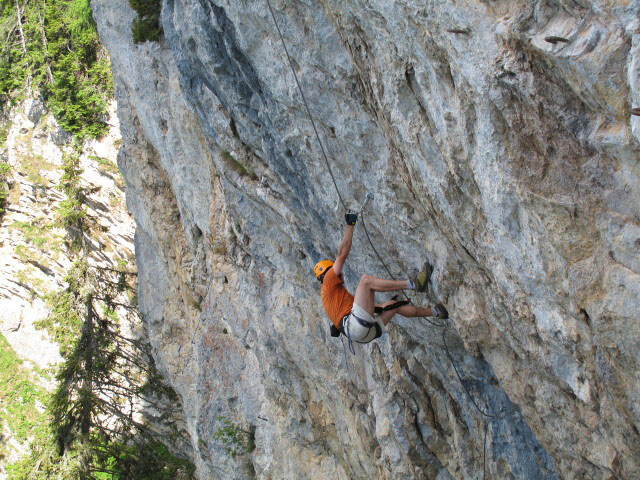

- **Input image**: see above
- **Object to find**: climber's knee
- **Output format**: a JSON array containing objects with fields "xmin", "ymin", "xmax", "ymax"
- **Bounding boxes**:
[{"xmin": 359, "ymin": 274, "xmax": 374, "ymax": 289}]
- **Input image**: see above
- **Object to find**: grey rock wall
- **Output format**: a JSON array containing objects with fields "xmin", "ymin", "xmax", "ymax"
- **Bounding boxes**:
[{"xmin": 92, "ymin": 0, "xmax": 640, "ymax": 478}]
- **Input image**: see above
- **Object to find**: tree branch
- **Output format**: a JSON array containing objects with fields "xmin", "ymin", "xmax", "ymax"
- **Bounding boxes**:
[
  {"xmin": 93, "ymin": 297, "xmax": 137, "ymax": 310},
  {"xmin": 95, "ymin": 398, "xmax": 153, "ymax": 434},
  {"xmin": 87, "ymin": 264, "xmax": 137, "ymax": 276}
]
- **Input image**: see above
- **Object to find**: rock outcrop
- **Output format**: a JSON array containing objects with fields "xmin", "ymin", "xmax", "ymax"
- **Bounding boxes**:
[
  {"xmin": 0, "ymin": 100, "xmax": 134, "ymax": 367},
  {"xmin": 92, "ymin": 0, "xmax": 640, "ymax": 478}
]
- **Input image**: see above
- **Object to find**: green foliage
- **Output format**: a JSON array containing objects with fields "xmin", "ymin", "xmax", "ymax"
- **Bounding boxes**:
[
  {"xmin": 129, "ymin": 0, "xmax": 162, "ymax": 44},
  {"xmin": 0, "ymin": 123, "xmax": 8, "ymax": 148},
  {"xmin": 131, "ymin": 15, "xmax": 162, "ymax": 44},
  {"xmin": 86, "ymin": 437, "xmax": 195, "ymax": 480},
  {"xmin": 59, "ymin": 149, "xmax": 85, "ymax": 198},
  {"xmin": 11, "ymin": 218, "xmax": 59, "ymax": 250},
  {"xmin": 0, "ymin": 124, "xmax": 11, "ymax": 212},
  {"xmin": 19, "ymin": 153, "xmax": 55, "ymax": 188},
  {"xmin": 56, "ymin": 197, "xmax": 87, "ymax": 230},
  {"xmin": 220, "ymin": 150, "xmax": 258, "ymax": 181},
  {"xmin": 15, "ymin": 267, "xmax": 46, "ymax": 298},
  {"xmin": 55, "ymin": 150, "xmax": 89, "ymax": 247},
  {"xmin": 0, "ymin": 0, "xmax": 113, "ymax": 139},
  {"xmin": 36, "ymin": 261, "xmax": 90, "ymax": 354},
  {"xmin": 38, "ymin": 290, "xmax": 83, "ymax": 356},
  {"xmin": 89, "ymin": 154, "xmax": 120, "ymax": 176},
  {"xmin": 13, "ymin": 245, "xmax": 32, "ymax": 263},
  {"xmin": 213, "ymin": 417, "xmax": 255, "ymax": 458},
  {"xmin": 0, "ymin": 159, "xmax": 9, "ymax": 215},
  {"xmin": 12, "ymin": 221, "xmax": 48, "ymax": 248},
  {"xmin": 115, "ymin": 257, "xmax": 129, "ymax": 270},
  {"xmin": 0, "ymin": 334, "xmax": 48, "ymax": 447},
  {"xmin": 7, "ymin": 433, "xmax": 77, "ymax": 480}
]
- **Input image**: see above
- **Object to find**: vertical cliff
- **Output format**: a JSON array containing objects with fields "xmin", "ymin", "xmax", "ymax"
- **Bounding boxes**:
[{"xmin": 92, "ymin": 0, "xmax": 640, "ymax": 478}]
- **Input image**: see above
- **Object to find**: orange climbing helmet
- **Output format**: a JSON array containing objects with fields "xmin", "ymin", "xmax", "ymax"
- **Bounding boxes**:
[{"xmin": 314, "ymin": 260, "xmax": 334, "ymax": 280}]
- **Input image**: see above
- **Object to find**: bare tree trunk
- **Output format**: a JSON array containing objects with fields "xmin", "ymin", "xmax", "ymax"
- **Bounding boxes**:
[
  {"xmin": 15, "ymin": 0, "xmax": 27, "ymax": 54},
  {"xmin": 81, "ymin": 294, "xmax": 94, "ymax": 436},
  {"xmin": 37, "ymin": 10, "xmax": 54, "ymax": 84}
]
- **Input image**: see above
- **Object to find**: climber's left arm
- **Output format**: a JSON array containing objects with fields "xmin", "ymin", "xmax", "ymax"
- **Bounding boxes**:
[{"xmin": 333, "ymin": 212, "xmax": 357, "ymax": 276}]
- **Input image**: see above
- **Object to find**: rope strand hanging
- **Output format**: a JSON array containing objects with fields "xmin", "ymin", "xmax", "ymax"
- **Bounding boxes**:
[
  {"xmin": 265, "ymin": 0, "xmax": 347, "ymax": 211},
  {"xmin": 264, "ymin": 2, "xmax": 504, "ymax": 476},
  {"xmin": 266, "ymin": 0, "xmax": 444, "ymax": 328}
]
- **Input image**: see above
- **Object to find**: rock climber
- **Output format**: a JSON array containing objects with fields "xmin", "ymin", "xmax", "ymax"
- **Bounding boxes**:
[{"xmin": 314, "ymin": 211, "xmax": 448, "ymax": 352}]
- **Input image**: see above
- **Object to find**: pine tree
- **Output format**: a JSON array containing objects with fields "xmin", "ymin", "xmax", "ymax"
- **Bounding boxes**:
[
  {"xmin": 12, "ymin": 260, "xmax": 194, "ymax": 479},
  {"xmin": 0, "ymin": 0, "xmax": 112, "ymax": 139}
]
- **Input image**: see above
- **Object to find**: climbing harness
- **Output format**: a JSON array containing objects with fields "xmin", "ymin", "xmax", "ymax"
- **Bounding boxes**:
[
  {"xmin": 337, "ymin": 298, "xmax": 409, "ymax": 354},
  {"xmin": 343, "ymin": 312, "xmax": 382, "ymax": 355},
  {"xmin": 265, "ymin": 2, "xmax": 504, "ymax": 477}
]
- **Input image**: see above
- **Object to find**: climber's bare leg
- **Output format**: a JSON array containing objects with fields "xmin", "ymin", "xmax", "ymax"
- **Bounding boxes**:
[
  {"xmin": 353, "ymin": 274, "xmax": 408, "ymax": 316},
  {"xmin": 379, "ymin": 302, "xmax": 434, "ymax": 326}
]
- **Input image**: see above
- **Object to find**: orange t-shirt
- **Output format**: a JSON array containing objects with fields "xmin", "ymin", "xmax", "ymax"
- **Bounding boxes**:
[{"xmin": 321, "ymin": 268, "xmax": 354, "ymax": 328}]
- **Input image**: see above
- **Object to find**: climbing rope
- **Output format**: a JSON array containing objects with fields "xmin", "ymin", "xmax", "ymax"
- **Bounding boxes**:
[
  {"xmin": 265, "ymin": 0, "xmax": 347, "ymax": 211},
  {"xmin": 441, "ymin": 327, "xmax": 504, "ymax": 480},
  {"xmin": 441, "ymin": 329, "xmax": 503, "ymax": 420},
  {"xmin": 265, "ymin": 2, "xmax": 503, "ymax": 476},
  {"xmin": 266, "ymin": 0, "xmax": 448, "ymax": 329},
  {"xmin": 360, "ymin": 208, "xmax": 447, "ymax": 328}
]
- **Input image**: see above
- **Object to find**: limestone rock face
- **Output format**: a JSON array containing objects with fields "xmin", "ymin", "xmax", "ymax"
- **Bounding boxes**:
[{"xmin": 92, "ymin": 0, "xmax": 640, "ymax": 478}]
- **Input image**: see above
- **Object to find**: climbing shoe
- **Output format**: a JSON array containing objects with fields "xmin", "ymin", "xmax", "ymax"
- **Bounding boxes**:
[
  {"xmin": 433, "ymin": 303, "xmax": 449, "ymax": 320},
  {"xmin": 413, "ymin": 262, "xmax": 433, "ymax": 293}
]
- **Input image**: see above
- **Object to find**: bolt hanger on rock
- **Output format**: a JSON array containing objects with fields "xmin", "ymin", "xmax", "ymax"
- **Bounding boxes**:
[
  {"xmin": 447, "ymin": 28, "xmax": 470, "ymax": 34},
  {"xmin": 545, "ymin": 35, "xmax": 570, "ymax": 44}
]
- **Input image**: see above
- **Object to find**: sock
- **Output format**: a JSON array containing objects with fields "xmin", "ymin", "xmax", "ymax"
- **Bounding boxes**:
[{"xmin": 407, "ymin": 279, "xmax": 415, "ymax": 290}]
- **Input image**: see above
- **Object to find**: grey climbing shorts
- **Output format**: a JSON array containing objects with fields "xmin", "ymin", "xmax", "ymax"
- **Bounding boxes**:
[{"xmin": 343, "ymin": 303, "xmax": 386, "ymax": 343}]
